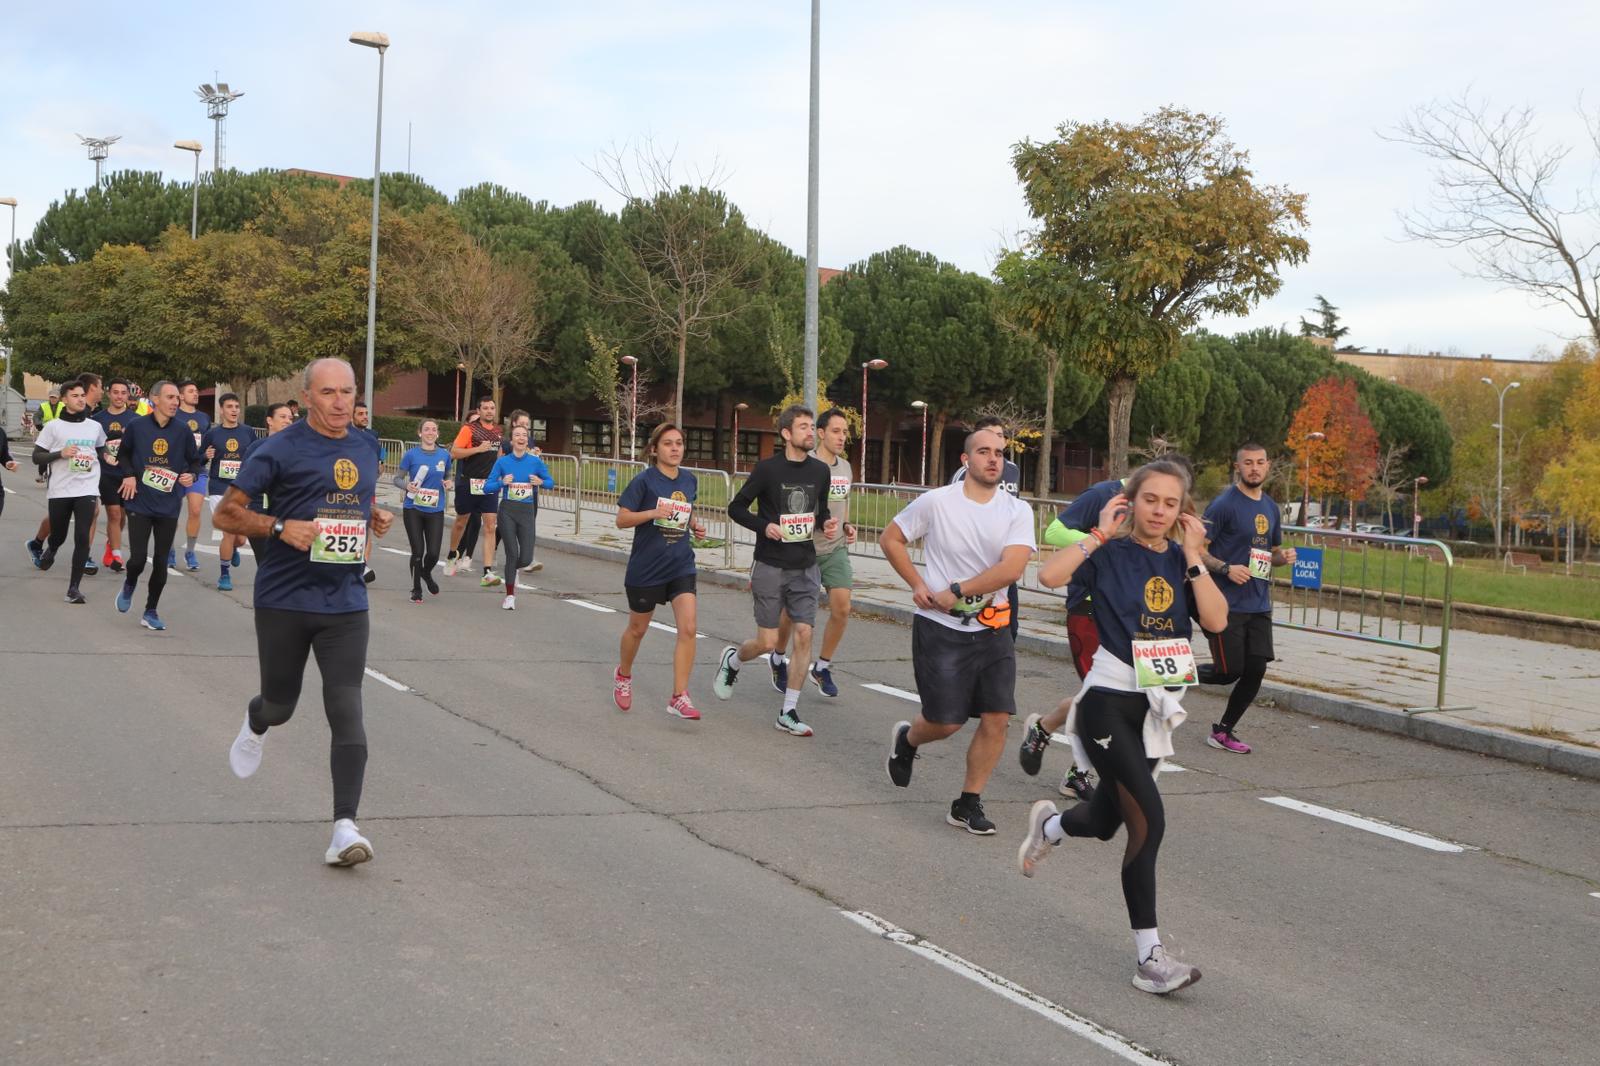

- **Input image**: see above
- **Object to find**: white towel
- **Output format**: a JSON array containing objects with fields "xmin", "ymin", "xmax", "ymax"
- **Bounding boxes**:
[{"xmin": 1064, "ymin": 646, "xmax": 1189, "ymax": 779}]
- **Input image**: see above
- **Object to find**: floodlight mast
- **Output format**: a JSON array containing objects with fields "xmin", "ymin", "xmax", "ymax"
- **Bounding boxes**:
[
  {"xmin": 195, "ymin": 82, "xmax": 244, "ymax": 175},
  {"xmin": 76, "ymin": 134, "xmax": 121, "ymax": 186}
]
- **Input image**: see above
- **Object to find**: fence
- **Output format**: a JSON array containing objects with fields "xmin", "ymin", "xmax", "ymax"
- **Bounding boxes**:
[{"xmin": 1277, "ymin": 525, "xmax": 1463, "ymax": 713}]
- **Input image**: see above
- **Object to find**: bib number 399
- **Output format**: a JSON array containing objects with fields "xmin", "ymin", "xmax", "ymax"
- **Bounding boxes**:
[
  {"xmin": 310, "ymin": 518, "xmax": 368, "ymax": 565},
  {"xmin": 1132, "ymin": 639, "xmax": 1198, "ymax": 690}
]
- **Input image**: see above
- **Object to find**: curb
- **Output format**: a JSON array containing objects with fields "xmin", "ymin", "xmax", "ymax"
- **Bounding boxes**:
[{"xmin": 538, "ymin": 532, "xmax": 1600, "ymax": 783}]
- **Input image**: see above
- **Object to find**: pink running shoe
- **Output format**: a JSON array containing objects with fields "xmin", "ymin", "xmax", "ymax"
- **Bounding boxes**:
[
  {"xmin": 1207, "ymin": 727, "xmax": 1252, "ymax": 754},
  {"xmin": 667, "ymin": 693, "xmax": 701, "ymax": 720},
  {"xmin": 612, "ymin": 669, "xmax": 632, "ymax": 712}
]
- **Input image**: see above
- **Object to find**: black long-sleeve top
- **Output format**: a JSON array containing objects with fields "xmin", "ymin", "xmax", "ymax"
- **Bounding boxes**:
[{"xmin": 730, "ymin": 453, "xmax": 833, "ymax": 569}]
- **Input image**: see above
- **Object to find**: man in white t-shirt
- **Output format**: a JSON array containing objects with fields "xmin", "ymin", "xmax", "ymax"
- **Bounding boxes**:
[
  {"xmin": 31, "ymin": 380, "xmax": 108, "ymax": 604},
  {"xmin": 880, "ymin": 427, "xmax": 1035, "ymax": 835}
]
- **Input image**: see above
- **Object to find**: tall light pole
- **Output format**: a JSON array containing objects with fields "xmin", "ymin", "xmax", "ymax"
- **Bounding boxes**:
[
  {"xmin": 732, "ymin": 401, "xmax": 749, "ymax": 473},
  {"xmin": 620, "ymin": 355, "xmax": 639, "ymax": 460},
  {"xmin": 1, "ymin": 197, "xmax": 15, "ymax": 399},
  {"xmin": 910, "ymin": 399, "xmax": 928, "ymax": 485},
  {"xmin": 174, "ymin": 141, "xmax": 203, "ymax": 237},
  {"xmin": 350, "ymin": 31, "xmax": 390, "ymax": 418},
  {"xmin": 77, "ymin": 135, "xmax": 121, "ymax": 186},
  {"xmin": 1301, "ymin": 431, "xmax": 1325, "ymax": 524},
  {"xmin": 859, "ymin": 358, "xmax": 887, "ymax": 475},
  {"xmin": 1411, "ymin": 475, "xmax": 1429, "ymax": 538},
  {"xmin": 195, "ymin": 83, "xmax": 244, "ymax": 175},
  {"xmin": 1480, "ymin": 376, "xmax": 1521, "ymax": 550},
  {"xmin": 801, "ymin": 0, "xmax": 821, "ymax": 414}
]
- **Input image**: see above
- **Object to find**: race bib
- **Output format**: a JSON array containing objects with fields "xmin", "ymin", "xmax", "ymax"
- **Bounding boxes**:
[
  {"xmin": 141, "ymin": 466, "xmax": 178, "ymax": 494},
  {"xmin": 469, "ymin": 478, "xmax": 487, "ymax": 496},
  {"xmin": 193, "ymin": 433, "xmax": 203, "ymax": 449},
  {"xmin": 410, "ymin": 487, "xmax": 440, "ymax": 509},
  {"xmin": 104, "ymin": 439, "xmax": 121, "ymax": 463},
  {"xmin": 950, "ymin": 592, "xmax": 994, "ymax": 618},
  {"xmin": 828, "ymin": 476, "xmax": 850, "ymax": 502},
  {"xmin": 1248, "ymin": 548, "xmax": 1273, "ymax": 580},
  {"xmin": 69, "ymin": 454, "xmax": 94, "ymax": 474},
  {"xmin": 310, "ymin": 517, "xmax": 368, "ymax": 565},
  {"xmin": 1132, "ymin": 639, "xmax": 1198, "ymax": 690},
  {"xmin": 654, "ymin": 497, "xmax": 692, "ymax": 530},
  {"xmin": 779, "ymin": 512, "xmax": 815, "ymax": 543},
  {"xmin": 218, "ymin": 459, "xmax": 241, "ymax": 480},
  {"xmin": 506, "ymin": 483, "xmax": 533, "ymax": 502}
]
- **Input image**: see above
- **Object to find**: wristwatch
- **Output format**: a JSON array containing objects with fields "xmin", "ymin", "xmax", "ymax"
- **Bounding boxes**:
[
  {"xmin": 949, "ymin": 582, "xmax": 963, "ymax": 599},
  {"xmin": 270, "ymin": 519, "xmax": 286, "ymax": 539},
  {"xmin": 1186, "ymin": 563, "xmax": 1206, "ymax": 582}
]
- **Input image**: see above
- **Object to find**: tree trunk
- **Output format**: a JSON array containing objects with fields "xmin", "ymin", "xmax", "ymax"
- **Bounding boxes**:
[
  {"xmin": 462, "ymin": 369, "xmax": 476, "ymax": 422},
  {"xmin": 1105, "ymin": 375, "xmax": 1136, "ymax": 477},
  {"xmin": 930, "ymin": 411, "xmax": 948, "ymax": 484},
  {"xmin": 609, "ymin": 392, "xmax": 620, "ymax": 460},
  {"xmin": 1038, "ymin": 355, "xmax": 1058, "ymax": 497},
  {"xmin": 674, "ymin": 319, "xmax": 688, "ymax": 428}
]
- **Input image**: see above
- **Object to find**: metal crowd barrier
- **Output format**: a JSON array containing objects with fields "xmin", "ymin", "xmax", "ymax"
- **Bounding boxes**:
[{"xmin": 558, "ymin": 454, "xmax": 736, "ymax": 569}]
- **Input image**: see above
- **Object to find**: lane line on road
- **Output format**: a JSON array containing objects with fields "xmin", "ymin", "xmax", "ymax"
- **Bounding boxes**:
[
  {"xmin": 862, "ymin": 682, "xmax": 920, "ymax": 703},
  {"xmin": 839, "ymin": 910, "xmax": 1172, "ymax": 1065},
  {"xmin": 364, "ymin": 668, "xmax": 410, "ymax": 692},
  {"xmin": 563, "ymin": 598, "xmax": 616, "ymax": 614},
  {"xmin": 1590, "ymin": 892, "xmax": 1600, "ymax": 900},
  {"xmin": 1260, "ymin": 796, "xmax": 1474, "ymax": 854},
  {"xmin": 648, "ymin": 620, "xmax": 706, "ymax": 637}
]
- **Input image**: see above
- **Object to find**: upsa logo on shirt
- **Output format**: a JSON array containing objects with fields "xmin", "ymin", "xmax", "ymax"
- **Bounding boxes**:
[
  {"xmin": 152, "ymin": 438, "xmax": 168, "ymax": 457},
  {"xmin": 187, "ymin": 419, "xmax": 198, "ymax": 432},
  {"xmin": 333, "ymin": 458, "xmax": 360, "ymax": 491},
  {"xmin": 671, "ymin": 490, "xmax": 687, "ymax": 503},
  {"xmin": 1143, "ymin": 576, "xmax": 1175, "ymax": 614},
  {"xmin": 1255, "ymin": 513, "xmax": 1269, "ymax": 535},
  {"xmin": 226, "ymin": 438, "xmax": 239, "ymax": 453}
]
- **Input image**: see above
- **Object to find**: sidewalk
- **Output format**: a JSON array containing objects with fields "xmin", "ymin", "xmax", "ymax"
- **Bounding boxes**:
[{"xmin": 485, "ymin": 487, "xmax": 1600, "ymax": 781}]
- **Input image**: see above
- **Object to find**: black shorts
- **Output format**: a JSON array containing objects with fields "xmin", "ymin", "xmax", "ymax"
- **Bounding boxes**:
[
  {"xmin": 911, "ymin": 615, "xmax": 1017, "ymax": 724},
  {"xmin": 99, "ymin": 477, "xmax": 124, "ymax": 508},
  {"xmin": 454, "ymin": 480, "xmax": 500, "ymax": 516},
  {"xmin": 1207, "ymin": 610, "xmax": 1274, "ymax": 673},
  {"xmin": 626, "ymin": 573, "xmax": 696, "ymax": 614}
]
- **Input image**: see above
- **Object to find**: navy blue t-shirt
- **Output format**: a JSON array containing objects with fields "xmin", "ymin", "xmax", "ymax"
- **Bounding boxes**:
[
  {"xmin": 1203, "ymin": 485, "xmax": 1282, "ymax": 614},
  {"xmin": 90, "ymin": 407, "xmax": 138, "ymax": 475},
  {"xmin": 241, "ymin": 434, "xmax": 272, "ymax": 512},
  {"xmin": 203, "ymin": 423, "xmax": 256, "ymax": 487},
  {"xmin": 354, "ymin": 426, "xmax": 385, "ymax": 462},
  {"xmin": 1060, "ymin": 478, "xmax": 1125, "ymax": 611},
  {"xmin": 178, "ymin": 409, "xmax": 212, "ymax": 456},
  {"xmin": 230, "ymin": 419, "xmax": 380, "ymax": 614},
  {"xmin": 119, "ymin": 414, "xmax": 205, "ymax": 518},
  {"xmin": 619, "ymin": 466, "xmax": 698, "ymax": 588},
  {"xmin": 399, "ymin": 445, "xmax": 451, "ymax": 513},
  {"xmin": 1079, "ymin": 538, "xmax": 1194, "ymax": 669}
]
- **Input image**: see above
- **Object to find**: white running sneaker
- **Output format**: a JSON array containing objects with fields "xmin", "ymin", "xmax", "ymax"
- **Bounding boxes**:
[
  {"xmin": 1017, "ymin": 799, "xmax": 1058, "ymax": 878},
  {"xmin": 502, "ymin": 594, "xmax": 516, "ymax": 610},
  {"xmin": 445, "ymin": 554, "xmax": 460, "ymax": 577},
  {"xmin": 325, "ymin": 818, "xmax": 373, "ymax": 866},
  {"xmin": 228, "ymin": 714, "xmax": 265, "ymax": 779},
  {"xmin": 1132, "ymin": 945, "xmax": 1201, "ymax": 995},
  {"xmin": 521, "ymin": 560, "xmax": 544, "ymax": 573}
]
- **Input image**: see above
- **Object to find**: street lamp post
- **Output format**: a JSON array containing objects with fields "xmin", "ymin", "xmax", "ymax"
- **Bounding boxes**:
[
  {"xmin": 801, "ymin": 0, "xmax": 821, "ymax": 413},
  {"xmin": 1411, "ymin": 475, "xmax": 1429, "ymax": 538},
  {"xmin": 1301, "ymin": 431, "xmax": 1326, "ymax": 524},
  {"xmin": 1, "ymin": 197, "xmax": 15, "ymax": 400},
  {"xmin": 1480, "ymin": 377, "xmax": 1521, "ymax": 551},
  {"xmin": 859, "ymin": 359, "xmax": 887, "ymax": 475},
  {"xmin": 732, "ymin": 401, "xmax": 749, "ymax": 474},
  {"xmin": 174, "ymin": 141, "xmax": 202, "ymax": 237},
  {"xmin": 620, "ymin": 355, "xmax": 639, "ymax": 461},
  {"xmin": 454, "ymin": 362, "xmax": 465, "ymax": 421},
  {"xmin": 350, "ymin": 30, "xmax": 390, "ymax": 420},
  {"xmin": 910, "ymin": 400, "xmax": 928, "ymax": 485}
]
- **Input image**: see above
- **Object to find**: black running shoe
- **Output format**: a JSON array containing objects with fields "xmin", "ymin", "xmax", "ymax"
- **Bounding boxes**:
[
  {"xmin": 1018, "ymin": 712, "xmax": 1051, "ymax": 776},
  {"xmin": 65, "ymin": 587, "xmax": 86, "ymax": 605},
  {"xmin": 1059, "ymin": 768, "xmax": 1095, "ymax": 803},
  {"xmin": 885, "ymin": 720, "xmax": 917, "ymax": 787},
  {"xmin": 81, "ymin": 559, "xmax": 99, "ymax": 576},
  {"xmin": 947, "ymin": 798, "xmax": 996, "ymax": 835},
  {"xmin": 769, "ymin": 656, "xmax": 788, "ymax": 693},
  {"xmin": 422, "ymin": 570, "xmax": 440, "ymax": 596},
  {"xmin": 36, "ymin": 549, "xmax": 55, "ymax": 571}
]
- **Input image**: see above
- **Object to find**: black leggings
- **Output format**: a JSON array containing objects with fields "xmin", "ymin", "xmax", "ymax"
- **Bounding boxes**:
[
  {"xmin": 403, "ymin": 508, "xmax": 444, "ymax": 593},
  {"xmin": 124, "ymin": 513, "xmax": 178, "ymax": 611},
  {"xmin": 46, "ymin": 496, "xmax": 97, "ymax": 587},
  {"xmin": 1059, "ymin": 688, "xmax": 1166, "ymax": 929},
  {"xmin": 249, "ymin": 608, "xmax": 370, "ymax": 821},
  {"xmin": 1213, "ymin": 658, "xmax": 1269, "ymax": 731}
]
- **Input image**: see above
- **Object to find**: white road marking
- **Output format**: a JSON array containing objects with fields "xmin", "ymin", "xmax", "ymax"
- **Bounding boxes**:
[
  {"xmin": 1590, "ymin": 892, "xmax": 1600, "ymax": 900},
  {"xmin": 840, "ymin": 910, "xmax": 1171, "ymax": 1065},
  {"xmin": 563, "ymin": 598, "xmax": 615, "ymax": 613},
  {"xmin": 364, "ymin": 668, "xmax": 409, "ymax": 692},
  {"xmin": 1260, "ymin": 796, "xmax": 1474, "ymax": 854},
  {"xmin": 862, "ymin": 682, "xmax": 920, "ymax": 703}
]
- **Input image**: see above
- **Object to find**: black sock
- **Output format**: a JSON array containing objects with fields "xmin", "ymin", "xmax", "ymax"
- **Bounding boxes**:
[{"xmin": 959, "ymin": 791, "xmax": 979, "ymax": 807}]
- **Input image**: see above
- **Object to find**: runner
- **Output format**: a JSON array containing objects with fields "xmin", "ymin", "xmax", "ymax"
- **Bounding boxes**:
[
  {"xmin": 27, "ymin": 374, "xmax": 105, "ymax": 573},
  {"xmin": 115, "ymin": 380, "xmax": 203, "ymax": 631},
  {"xmin": 881, "ymin": 427, "xmax": 1035, "ymax": 834},
  {"xmin": 0, "ymin": 427, "xmax": 17, "ymax": 518},
  {"xmin": 241, "ymin": 403, "xmax": 294, "ymax": 562},
  {"xmin": 351, "ymin": 400, "xmax": 385, "ymax": 583},
  {"xmin": 399, "ymin": 419, "xmax": 450, "ymax": 604},
  {"xmin": 446, "ymin": 397, "xmax": 502, "ymax": 588},
  {"xmin": 30, "ymin": 380, "xmax": 106, "ymax": 603},
  {"xmin": 445, "ymin": 411, "xmax": 483, "ymax": 575},
  {"xmin": 501, "ymin": 409, "xmax": 546, "ymax": 573},
  {"xmin": 91, "ymin": 378, "xmax": 137, "ymax": 572},
  {"xmin": 773, "ymin": 407, "xmax": 857, "ymax": 698},
  {"xmin": 201, "ymin": 394, "xmax": 255, "ymax": 592},
  {"xmin": 951, "ymin": 415, "xmax": 1023, "ymax": 642},
  {"xmin": 712, "ymin": 405, "xmax": 837, "ymax": 737},
  {"xmin": 1195, "ymin": 443, "xmax": 1296, "ymax": 754},
  {"xmin": 483, "ymin": 424, "xmax": 554, "ymax": 610},
  {"xmin": 174, "ymin": 380, "xmax": 212, "ymax": 571},
  {"xmin": 73, "ymin": 374, "xmax": 105, "ymax": 576},
  {"xmin": 614, "ymin": 423, "xmax": 707, "ymax": 719},
  {"xmin": 35, "ymin": 389, "xmax": 62, "ymax": 482},
  {"xmin": 1016, "ymin": 459, "xmax": 1227, "ymax": 995},
  {"xmin": 215, "ymin": 357, "xmax": 392, "ymax": 867}
]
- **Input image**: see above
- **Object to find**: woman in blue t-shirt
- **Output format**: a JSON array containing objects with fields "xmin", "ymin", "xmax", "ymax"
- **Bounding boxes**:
[
  {"xmin": 399, "ymin": 420, "xmax": 451, "ymax": 604},
  {"xmin": 1020, "ymin": 459, "xmax": 1229, "ymax": 996},
  {"xmin": 612, "ymin": 423, "xmax": 706, "ymax": 721}
]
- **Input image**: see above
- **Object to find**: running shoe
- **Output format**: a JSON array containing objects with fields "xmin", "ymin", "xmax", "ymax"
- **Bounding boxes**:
[
  {"xmin": 885, "ymin": 720, "xmax": 917, "ymax": 787},
  {"xmin": 422, "ymin": 571, "xmax": 440, "ymax": 596},
  {"xmin": 445, "ymin": 552, "xmax": 460, "ymax": 577},
  {"xmin": 809, "ymin": 664, "xmax": 839, "ymax": 698},
  {"xmin": 325, "ymin": 818, "xmax": 373, "ymax": 867},
  {"xmin": 26, "ymin": 538, "xmax": 42, "ymax": 566},
  {"xmin": 1059, "ymin": 768, "xmax": 1096, "ymax": 803},
  {"xmin": 946, "ymin": 797, "xmax": 996, "ymax": 836},
  {"xmin": 480, "ymin": 570, "xmax": 503, "ymax": 588},
  {"xmin": 116, "ymin": 580, "xmax": 135, "ymax": 613},
  {"xmin": 1018, "ymin": 712, "xmax": 1051, "ymax": 776},
  {"xmin": 502, "ymin": 594, "xmax": 516, "ymax": 610},
  {"xmin": 613, "ymin": 669, "xmax": 633, "ymax": 712},
  {"xmin": 409, "ymin": 590, "xmax": 423, "ymax": 604},
  {"xmin": 140, "ymin": 610, "xmax": 166, "ymax": 632},
  {"xmin": 1207, "ymin": 727, "xmax": 1252, "ymax": 754},
  {"xmin": 712, "ymin": 645, "xmax": 740, "ymax": 700},
  {"xmin": 667, "ymin": 693, "xmax": 701, "ymax": 720},
  {"xmin": 230, "ymin": 547, "xmax": 242, "ymax": 568},
  {"xmin": 775, "ymin": 710, "xmax": 813, "ymax": 737},
  {"xmin": 769, "ymin": 655, "xmax": 788, "ymax": 693},
  {"xmin": 1132, "ymin": 946, "xmax": 1201, "ymax": 995},
  {"xmin": 363, "ymin": 566, "xmax": 377, "ymax": 585},
  {"xmin": 65, "ymin": 587, "xmax": 87, "ymax": 605},
  {"xmin": 81, "ymin": 558, "xmax": 99, "ymax": 576},
  {"xmin": 1017, "ymin": 799, "xmax": 1058, "ymax": 877},
  {"xmin": 185, "ymin": 550, "xmax": 199, "ymax": 571},
  {"xmin": 106, "ymin": 550, "xmax": 124, "ymax": 573},
  {"xmin": 35, "ymin": 549, "xmax": 54, "ymax": 571},
  {"xmin": 229, "ymin": 714, "xmax": 265, "ymax": 778},
  {"xmin": 166, "ymin": 549, "xmax": 176, "ymax": 568},
  {"xmin": 217, "ymin": 571, "xmax": 233, "ymax": 592},
  {"xmin": 522, "ymin": 560, "xmax": 544, "ymax": 573}
]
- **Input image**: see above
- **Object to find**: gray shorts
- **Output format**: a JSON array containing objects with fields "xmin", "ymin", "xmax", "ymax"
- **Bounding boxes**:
[{"xmin": 751, "ymin": 559, "xmax": 820, "ymax": 629}]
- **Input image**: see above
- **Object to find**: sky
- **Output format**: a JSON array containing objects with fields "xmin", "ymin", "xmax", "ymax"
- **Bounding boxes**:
[{"xmin": 3, "ymin": 0, "xmax": 1598, "ymax": 360}]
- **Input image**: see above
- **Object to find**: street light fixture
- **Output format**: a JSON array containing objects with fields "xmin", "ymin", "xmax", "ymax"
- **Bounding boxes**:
[
  {"xmin": 1, "ymin": 196, "xmax": 14, "ymax": 401},
  {"xmin": 732, "ymin": 401, "xmax": 749, "ymax": 474},
  {"xmin": 910, "ymin": 400, "xmax": 928, "ymax": 485},
  {"xmin": 859, "ymin": 359, "xmax": 887, "ymax": 475},
  {"xmin": 1302, "ymin": 431, "xmax": 1326, "ymax": 525},
  {"xmin": 350, "ymin": 30, "xmax": 390, "ymax": 424},
  {"xmin": 1411, "ymin": 475, "xmax": 1429, "ymax": 538},
  {"xmin": 620, "ymin": 355, "xmax": 639, "ymax": 460},
  {"xmin": 174, "ymin": 141, "xmax": 202, "ymax": 238},
  {"xmin": 1480, "ymin": 377, "xmax": 1521, "ymax": 551}
]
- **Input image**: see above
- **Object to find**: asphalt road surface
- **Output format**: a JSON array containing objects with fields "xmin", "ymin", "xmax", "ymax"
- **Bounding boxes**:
[{"xmin": 2, "ymin": 482, "xmax": 1597, "ymax": 1065}]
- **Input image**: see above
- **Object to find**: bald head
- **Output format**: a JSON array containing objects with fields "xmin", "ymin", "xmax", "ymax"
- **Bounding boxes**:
[
  {"xmin": 300, "ymin": 358, "xmax": 357, "ymax": 436},
  {"xmin": 961, "ymin": 428, "xmax": 1007, "ymax": 489}
]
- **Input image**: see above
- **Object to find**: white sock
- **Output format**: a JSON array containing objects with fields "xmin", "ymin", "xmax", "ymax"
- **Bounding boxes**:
[
  {"xmin": 782, "ymin": 688, "xmax": 800, "ymax": 713},
  {"xmin": 770, "ymin": 651, "xmax": 787, "ymax": 666},
  {"xmin": 1134, "ymin": 928, "xmax": 1161, "ymax": 963},
  {"xmin": 726, "ymin": 650, "xmax": 742, "ymax": 673},
  {"xmin": 1043, "ymin": 814, "xmax": 1065, "ymax": 844},
  {"xmin": 815, "ymin": 658, "xmax": 831, "ymax": 671}
]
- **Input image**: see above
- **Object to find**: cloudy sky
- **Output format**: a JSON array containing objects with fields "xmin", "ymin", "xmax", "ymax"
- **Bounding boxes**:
[{"xmin": 3, "ymin": 1, "xmax": 1597, "ymax": 359}]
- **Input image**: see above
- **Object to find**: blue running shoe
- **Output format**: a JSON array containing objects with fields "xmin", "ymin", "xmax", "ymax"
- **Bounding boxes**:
[
  {"xmin": 26, "ymin": 539, "xmax": 42, "ymax": 566},
  {"xmin": 167, "ymin": 549, "xmax": 177, "ymax": 569},
  {"xmin": 81, "ymin": 559, "xmax": 99, "ymax": 576},
  {"xmin": 809, "ymin": 664, "xmax": 840, "ymax": 698},
  {"xmin": 230, "ymin": 548, "xmax": 242, "ymax": 567},
  {"xmin": 185, "ymin": 550, "xmax": 199, "ymax": 571},
  {"xmin": 217, "ymin": 571, "xmax": 233, "ymax": 592},
  {"xmin": 140, "ymin": 610, "xmax": 166, "ymax": 632},
  {"xmin": 769, "ymin": 655, "xmax": 788, "ymax": 693},
  {"xmin": 116, "ymin": 580, "xmax": 135, "ymax": 613}
]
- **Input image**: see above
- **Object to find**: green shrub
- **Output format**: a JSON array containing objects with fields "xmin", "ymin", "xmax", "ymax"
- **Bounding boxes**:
[{"xmin": 371, "ymin": 413, "xmax": 465, "ymax": 443}]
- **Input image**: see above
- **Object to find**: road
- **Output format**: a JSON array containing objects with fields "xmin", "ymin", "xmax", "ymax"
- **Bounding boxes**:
[{"xmin": 2, "ymin": 481, "xmax": 1597, "ymax": 1065}]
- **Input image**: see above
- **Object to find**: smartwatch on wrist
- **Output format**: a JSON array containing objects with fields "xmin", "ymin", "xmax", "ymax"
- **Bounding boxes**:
[
  {"xmin": 949, "ymin": 582, "xmax": 963, "ymax": 600},
  {"xmin": 1186, "ymin": 562, "xmax": 1206, "ymax": 582},
  {"xmin": 270, "ymin": 519, "xmax": 285, "ymax": 540}
]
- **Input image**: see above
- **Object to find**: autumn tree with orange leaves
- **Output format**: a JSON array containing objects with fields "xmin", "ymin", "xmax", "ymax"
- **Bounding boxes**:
[{"xmin": 1285, "ymin": 376, "xmax": 1379, "ymax": 524}]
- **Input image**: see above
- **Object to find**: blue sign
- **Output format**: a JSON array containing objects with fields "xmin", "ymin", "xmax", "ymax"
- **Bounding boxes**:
[
  {"xmin": 1291, "ymin": 547, "xmax": 1323, "ymax": 590},
  {"xmin": 606, "ymin": 467, "xmax": 618, "ymax": 493}
]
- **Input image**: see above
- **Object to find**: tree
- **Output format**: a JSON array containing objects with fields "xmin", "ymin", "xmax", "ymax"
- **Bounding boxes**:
[
  {"xmin": 1388, "ymin": 93, "xmax": 1600, "ymax": 353},
  {"xmin": 585, "ymin": 329, "xmax": 624, "ymax": 459},
  {"xmin": 1541, "ymin": 438, "xmax": 1600, "ymax": 536},
  {"xmin": 1368, "ymin": 442, "xmax": 1413, "ymax": 530},
  {"xmin": 1285, "ymin": 377, "xmax": 1380, "ymax": 521},
  {"xmin": 1010, "ymin": 107, "xmax": 1309, "ymax": 474},
  {"xmin": 1299, "ymin": 294, "xmax": 1351, "ymax": 343}
]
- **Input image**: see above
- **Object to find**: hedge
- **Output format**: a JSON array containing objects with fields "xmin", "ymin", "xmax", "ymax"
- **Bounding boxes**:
[{"xmin": 242, "ymin": 405, "xmax": 465, "ymax": 444}]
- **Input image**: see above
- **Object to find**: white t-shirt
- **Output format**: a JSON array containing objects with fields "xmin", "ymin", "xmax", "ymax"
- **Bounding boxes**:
[
  {"xmin": 37, "ymin": 418, "xmax": 106, "ymax": 500},
  {"xmin": 891, "ymin": 482, "xmax": 1036, "ymax": 631}
]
